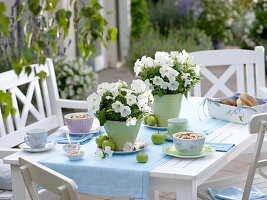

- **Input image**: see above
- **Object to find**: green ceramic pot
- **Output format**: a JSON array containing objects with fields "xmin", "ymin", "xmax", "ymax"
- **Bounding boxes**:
[
  {"xmin": 103, "ymin": 119, "xmax": 143, "ymax": 151},
  {"xmin": 153, "ymin": 94, "xmax": 183, "ymax": 127}
]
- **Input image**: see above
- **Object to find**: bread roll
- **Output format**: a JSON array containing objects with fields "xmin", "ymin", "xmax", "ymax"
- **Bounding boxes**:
[
  {"xmin": 237, "ymin": 93, "xmax": 258, "ymax": 107},
  {"xmin": 220, "ymin": 98, "xmax": 237, "ymax": 106}
]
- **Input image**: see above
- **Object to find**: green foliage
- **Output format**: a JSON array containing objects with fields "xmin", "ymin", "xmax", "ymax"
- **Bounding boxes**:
[
  {"xmin": 0, "ymin": 0, "xmax": 117, "ymax": 119},
  {"xmin": 197, "ymin": 0, "xmax": 244, "ymax": 43},
  {"xmin": 127, "ymin": 28, "xmax": 212, "ymax": 69},
  {"xmin": 131, "ymin": 0, "xmax": 151, "ymax": 40}
]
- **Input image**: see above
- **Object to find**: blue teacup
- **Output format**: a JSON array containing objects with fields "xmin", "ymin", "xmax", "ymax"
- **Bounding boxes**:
[{"xmin": 24, "ymin": 129, "xmax": 48, "ymax": 149}]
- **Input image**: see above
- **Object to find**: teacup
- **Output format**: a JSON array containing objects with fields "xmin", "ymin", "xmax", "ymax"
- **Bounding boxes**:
[
  {"xmin": 24, "ymin": 129, "xmax": 48, "ymax": 149},
  {"xmin": 167, "ymin": 118, "xmax": 188, "ymax": 135}
]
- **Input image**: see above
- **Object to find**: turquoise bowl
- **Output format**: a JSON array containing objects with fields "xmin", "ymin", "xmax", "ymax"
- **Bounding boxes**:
[{"xmin": 172, "ymin": 132, "xmax": 205, "ymax": 156}]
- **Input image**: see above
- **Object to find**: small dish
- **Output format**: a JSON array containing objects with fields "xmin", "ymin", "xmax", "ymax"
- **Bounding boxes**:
[
  {"xmin": 62, "ymin": 144, "xmax": 81, "ymax": 152},
  {"xmin": 162, "ymin": 145, "xmax": 213, "ymax": 158},
  {"xmin": 144, "ymin": 124, "xmax": 167, "ymax": 130},
  {"xmin": 65, "ymin": 150, "xmax": 85, "ymax": 161},
  {"xmin": 99, "ymin": 140, "xmax": 149, "ymax": 154},
  {"xmin": 19, "ymin": 141, "xmax": 56, "ymax": 152},
  {"xmin": 64, "ymin": 113, "xmax": 94, "ymax": 133}
]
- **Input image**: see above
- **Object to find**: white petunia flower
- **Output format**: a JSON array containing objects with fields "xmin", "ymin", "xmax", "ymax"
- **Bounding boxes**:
[
  {"xmin": 104, "ymin": 146, "xmax": 113, "ymax": 157},
  {"xmin": 126, "ymin": 117, "xmax": 137, "ymax": 126},
  {"xmin": 112, "ymin": 101, "xmax": 124, "ymax": 113},
  {"xmin": 168, "ymin": 81, "xmax": 179, "ymax": 91},
  {"xmin": 123, "ymin": 142, "xmax": 134, "ymax": 152},
  {"xmin": 184, "ymin": 80, "xmax": 192, "ymax": 87},
  {"xmin": 161, "ymin": 82, "xmax": 169, "ymax": 89},
  {"xmin": 88, "ymin": 104, "xmax": 100, "ymax": 116},
  {"xmin": 153, "ymin": 76, "xmax": 164, "ymax": 86},
  {"xmin": 141, "ymin": 105, "xmax": 152, "ymax": 113},
  {"xmin": 166, "ymin": 69, "xmax": 179, "ymax": 81},
  {"xmin": 159, "ymin": 66, "xmax": 172, "ymax": 77},
  {"xmin": 140, "ymin": 56, "xmax": 154, "ymax": 68},
  {"xmin": 131, "ymin": 80, "xmax": 146, "ymax": 93},
  {"xmin": 94, "ymin": 149, "xmax": 104, "ymax": 160},
  {"xmin": 134, "ymin": 59, "xmax": 143, "ymax": 76},
  {"xmin": 178, "ymin": 50, "xmax": 191, "ymax": 64},
  {"xmin": 120, "ymin": 106, "xmax": 131, "ymax": 117},
  {"xmin": 87, "ymin": 92, "xmax": 101, "ymax": 105},
  {"xmin": 155, "ymin": 51, "xmax": 174, "ymax": 67},
  {"xmin": 126, "ymin": 94, "xmax": 137, "ymax": 106}
]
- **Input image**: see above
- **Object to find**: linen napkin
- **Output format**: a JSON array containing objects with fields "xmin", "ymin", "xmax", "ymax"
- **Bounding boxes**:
[
  {"xmin": 205, "ymin": 142, "xmax": 235, "ymax": 152},
  {"xmin": 48, "ymin": 134, "xmax": 93, "ymax": 145},
  {"xmin": 208, "ymin": 186, "xmax": 267, "ymax": 200}
]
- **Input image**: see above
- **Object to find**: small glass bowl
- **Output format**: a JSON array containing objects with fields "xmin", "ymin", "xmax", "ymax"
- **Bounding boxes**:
[{"xmin": 65, "ymin": 150, "xmax": 85, "ymax": 161}]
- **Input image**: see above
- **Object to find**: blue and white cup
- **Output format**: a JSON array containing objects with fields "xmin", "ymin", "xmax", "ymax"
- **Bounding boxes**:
[{"xmin": 24, "ymin": 129, "xmax": 48, "ymax": 149}]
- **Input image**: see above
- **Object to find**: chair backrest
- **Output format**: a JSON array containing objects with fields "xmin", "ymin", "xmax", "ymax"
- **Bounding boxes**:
[
  {"xmin": 240, "ymin": 113, "xmax": 267, "ymax": 199},
  {"xmin": 190, "ymin": 46, "xmax": 265, "ymax": 97},
  {"xmin": 19, "ymin": 157, "xmax": 80, "ymax": 200},
  {"xmin": 0, "ymin": 59, "xmax": 64, "ymax": 148}
]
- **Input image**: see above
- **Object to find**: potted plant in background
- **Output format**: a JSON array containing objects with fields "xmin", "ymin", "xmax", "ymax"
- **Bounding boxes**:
[
  {"xmin": 134, "ymin": 50, "xmax": 200, "ymax": 127},
  {"xmin": 87, "ymin": 80, "xmax": 153, "ymax": 150},
  {"xmin": 54, "ymin": 57, "xmax": 97, "ymax": 100}
]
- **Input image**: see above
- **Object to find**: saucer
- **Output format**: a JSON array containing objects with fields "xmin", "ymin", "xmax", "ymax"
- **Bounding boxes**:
[
  {"xmin": 99, "ymin": 140, "xmax": 148, "ymax": 154},
  {"xmin": 162, "ymin": 145, "xmax": 214, "ymax": 158},
  {"xmin": 19, "ymin": 141, "xmax": 56, "ymax": 152},
  {"xmin": 143, "ymin": 124, "xmax": 167, "ymax": 130}
]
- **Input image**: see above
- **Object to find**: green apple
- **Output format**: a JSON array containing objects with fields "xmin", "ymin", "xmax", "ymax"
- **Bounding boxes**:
[
  {"xmin": 95, "ymin": 135, "xmax": 109, "ymax": 147},
  {"xmin": 151, "ymin": 132, "xmax": 165, "ymax": 145},
  {"xmin": 144, "ymin": 114, "xmax": 155, "ymax": 124},
  {"xmin": 102, "ymin": 140, "xmax": 116, "ymax": 151},
  {"xmin": 147, "ymin": 116, "xmax": 157, "ymax": 126},
  {"xmin": 136, "ymin": 152, "xmax": 148, "ymax": 163}
]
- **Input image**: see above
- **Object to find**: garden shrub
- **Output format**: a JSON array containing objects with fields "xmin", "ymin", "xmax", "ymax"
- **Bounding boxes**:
[
  {"xmin": 131, "ymin": 0, "xmax": 151, "ymax": 40},
  {"xmin": 54, "ymin": 57, "xmax": 97, "ymax": 100},
  {"xmin": 126, "ymin": 28, "xmax": 212, "ymax": 69}
]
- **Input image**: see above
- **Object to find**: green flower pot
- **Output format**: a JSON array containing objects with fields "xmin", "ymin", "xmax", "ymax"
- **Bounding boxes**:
[
  {"xmin": 104, "ymin": 119, "xmax": 143, "ymax": 151},
  {"xmin": 153, "ymin": 94, "xmax": 183, "ymax": 127}
]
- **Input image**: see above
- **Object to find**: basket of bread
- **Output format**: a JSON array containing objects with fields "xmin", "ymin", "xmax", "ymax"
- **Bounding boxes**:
[{"xmin": 205, "ymin": 93, "xmax": 267, "ymax": 124}]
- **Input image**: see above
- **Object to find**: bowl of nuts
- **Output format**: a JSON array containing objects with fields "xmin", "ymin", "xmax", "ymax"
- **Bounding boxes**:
[
  {"xmin": 64, "ymin": 113, "xmax": 94, "ymax": 133},
  {"xmin": 65, "ymin": 150, "xmax": 85, "ymax": 161},
  {"xmin": 62, "ymin": 144, "xmax": 81, "ymax": 152},
  {"xmin": 172, "ymin": 132, "xmax": 205, "ymax": 156}
]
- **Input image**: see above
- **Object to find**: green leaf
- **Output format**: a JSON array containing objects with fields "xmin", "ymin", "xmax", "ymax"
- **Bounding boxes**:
[
  {"xmin": 35, "ymin": 40, "xmax": 46, "ymax": 51},
  {"xmin": 28, "ymin": 0, "xmax": 41, "ymax": 16},
  {"xmin": 108, "ymin": 28, "xmax": 117, "ymax": 42},
  {"xmin": 25, "ymin": 65, "xmax": 32, "ymax": 75},
  {"xmin": 22, "ymin": 47, "xmax": 36, "ymax": 63},
  {"xmin": 36, "ymin": 71, "xmax": 47, "ymax": 80},
  {"xmin": 12, "ymin": 58, "xmax": 23, "ymax": 75},
  {"xmin": 0, "ymin": 14, "xmax": 9, "ymax": 37},
  {"xmin": 0, "ymin": 2, "xmax": 6, "ymax": 13},
  {"xmin": 56, "ymin": 9, "xmax": 71, "ymax": 35},
  {"xmin": 16, "ymin": 4, "xmax": 25, "ymax": 22},
  {"xmin": 45, "ymin": 0, "xmax": 58, "ymax": 11}
]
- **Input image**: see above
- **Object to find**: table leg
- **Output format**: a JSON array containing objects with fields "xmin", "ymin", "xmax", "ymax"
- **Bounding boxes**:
[
  {"xmin": 175, "ymin": 180, "xmax": 197, "ymax": 200},
  {"xmin": 11, "ymin": 165, "xmax": 28, "ymax": 200}
]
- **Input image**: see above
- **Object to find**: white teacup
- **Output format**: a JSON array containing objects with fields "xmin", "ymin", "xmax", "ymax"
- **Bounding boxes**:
[{"xmin": 24, "ymin": 129, "xmax": 48, "ymax": 149}]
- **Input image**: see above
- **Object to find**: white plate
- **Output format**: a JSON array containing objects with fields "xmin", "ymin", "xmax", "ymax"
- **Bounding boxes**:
[
  {"xmin": 143, "ymin": 124, "xmax": 167, "ymax": 130},
  {"xmin": 99, "ymin": 140, "xmax": 148, "ymax": 154},
  {"xmin": 19, "ymin": 141, "xmax": 56, "ymax": 152},
  {"xmin": 59, "ymin": 118, "xmax": 102, "ymax": 135}
]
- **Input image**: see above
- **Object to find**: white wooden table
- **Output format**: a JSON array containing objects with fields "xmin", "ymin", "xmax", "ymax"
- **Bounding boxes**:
[{"xmin": 4, "ymin": 121, "xmax": 256, "ymax": 200}]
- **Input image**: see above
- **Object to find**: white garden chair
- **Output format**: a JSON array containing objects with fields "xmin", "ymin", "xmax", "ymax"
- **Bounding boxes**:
[
  {"xmin": 0, "ymin": 59, "xmax": 88, "ymax": 199},
  {"xmin": 189, "ymin": 46, "xmax": 266, "ymax": 98},
  {"xmin": 19, "ymin": 157, "xmax": 80, "ymax": 200},
  {"xmin": 198, "ymin": 112, "xmax": 267, "ymax": 200}
]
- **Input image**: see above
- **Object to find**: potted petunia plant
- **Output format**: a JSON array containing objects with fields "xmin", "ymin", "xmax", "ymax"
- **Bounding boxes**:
[
  {"xmin": 87, "ymin": 80, "xmax": 153, "ymax": 150},
  {"xmin": 134, "ymin": 50, "xmax": 201, "ymax": 127}
]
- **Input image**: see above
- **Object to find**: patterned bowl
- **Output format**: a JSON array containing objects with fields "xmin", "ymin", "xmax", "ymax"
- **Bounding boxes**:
[
  {"xmin": 172, "ymin": 132, "xmax": 205, "ymax": 156},
  {"xmin": 62, "ymin": 144, "xmax": 81, "ymax": 152},
  {"xmin": 64, "ymin": 113, "xmax": 94, "ymax": 133},
  {"xmin": 65, "ymin": 150, "xmax": 85, "ymax": 161}
]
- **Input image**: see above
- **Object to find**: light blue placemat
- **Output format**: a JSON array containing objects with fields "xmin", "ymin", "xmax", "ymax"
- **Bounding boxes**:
[{"xmin": 39, "ymin": 98, "xmax": 228, "ymax": 199}]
